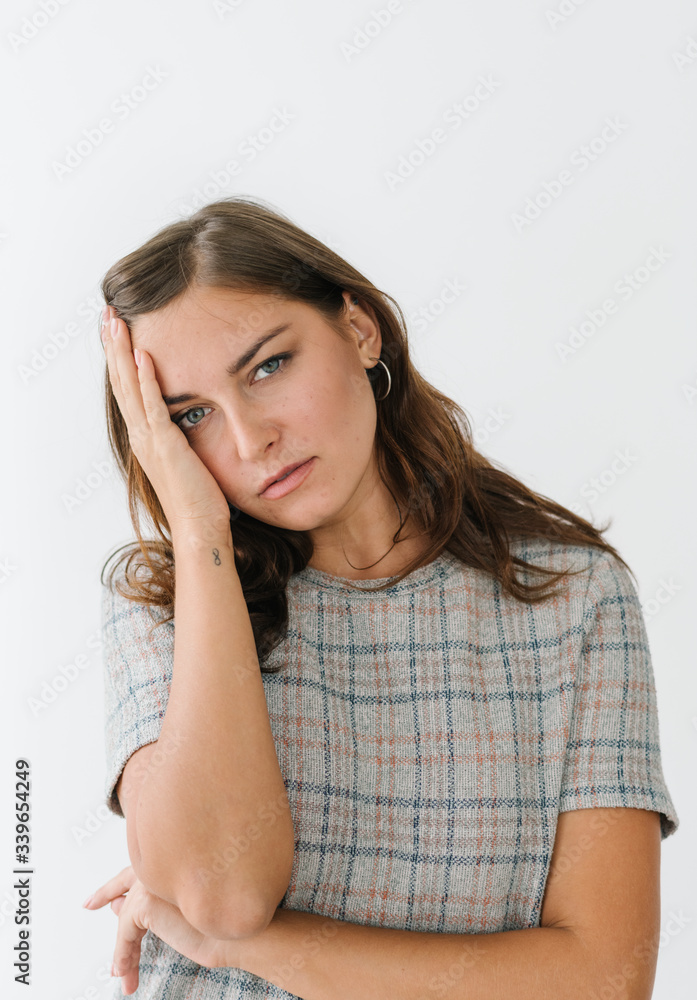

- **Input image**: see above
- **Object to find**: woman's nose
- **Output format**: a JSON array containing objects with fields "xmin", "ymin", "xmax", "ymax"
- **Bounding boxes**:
[{"xmin": 222, "ymin": 406, "xmax": 278, "ymax": 463}]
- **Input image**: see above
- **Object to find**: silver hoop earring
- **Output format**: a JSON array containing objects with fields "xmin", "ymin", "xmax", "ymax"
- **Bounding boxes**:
[{"xmin": 368, "ymin": 356, "xmax": 391, "ymax": 401}]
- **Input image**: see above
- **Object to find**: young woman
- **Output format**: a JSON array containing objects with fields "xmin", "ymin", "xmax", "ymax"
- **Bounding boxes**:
[{"xmin": 84, "ymin": 196, "xmax": 679, "ymax": 999}]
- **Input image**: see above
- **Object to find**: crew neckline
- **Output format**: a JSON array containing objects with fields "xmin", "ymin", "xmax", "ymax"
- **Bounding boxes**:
[{"xmin": 291, "ymin": 549, "xmax": 462, "ymax": 593}]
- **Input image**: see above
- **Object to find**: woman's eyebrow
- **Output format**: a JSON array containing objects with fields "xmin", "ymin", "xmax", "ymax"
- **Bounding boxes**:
[{"xmin": 162, "ymin": 323, "xmax": 292, "ymax": 406}]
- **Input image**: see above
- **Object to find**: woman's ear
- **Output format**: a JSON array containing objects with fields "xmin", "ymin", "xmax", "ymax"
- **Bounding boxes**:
[
  {"xmin": 341, "ymin": 289, "xmax": 381, "ymax": 362},
  {"xmin": 342, "ymin": 289, "xmax": 358, "ymax": 315}
]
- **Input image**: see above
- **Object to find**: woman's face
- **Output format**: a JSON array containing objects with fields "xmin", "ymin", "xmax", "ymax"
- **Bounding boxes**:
[{"xmin": 129, "ymin": 285, "xmax": 385, "ymax": 536}]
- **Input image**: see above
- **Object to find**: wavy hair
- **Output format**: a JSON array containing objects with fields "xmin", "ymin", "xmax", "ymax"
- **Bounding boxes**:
[{"xmin": 99, "ymin": 195, "xmax": 633, "ymax": 670}]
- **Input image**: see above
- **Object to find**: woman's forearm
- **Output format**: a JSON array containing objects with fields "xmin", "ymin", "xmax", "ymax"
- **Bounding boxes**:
[
  {"xmin": 235, "ymin": 909, "xmax": 601, "ymax": 1000},
  {"xmin": 132, "ymin": 524, "xmax": 295, "ymax": 940}
]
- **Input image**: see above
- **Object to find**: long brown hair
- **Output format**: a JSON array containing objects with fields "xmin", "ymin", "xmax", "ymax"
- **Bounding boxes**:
[{"xmin": 99, "ymin": 195, "xmax": 633, "ymax": 671}]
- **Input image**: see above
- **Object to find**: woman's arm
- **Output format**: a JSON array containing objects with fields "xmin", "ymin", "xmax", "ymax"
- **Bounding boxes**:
[
  {"xmin": 87, "ymin": 804, "xmax": 660, "ymax": 996},
  {"xmin": 232, "ymin": 806, "xmax": 662, "ymax": 1000},
  {"xmin": 128, "ymin": 524, "xmax": 295, "ymax": 940}
]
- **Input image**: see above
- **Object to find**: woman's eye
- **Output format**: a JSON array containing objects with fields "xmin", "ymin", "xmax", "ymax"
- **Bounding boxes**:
[
  {"xmin": 251, "ymin": 352, "xmax": 292, "ymax": 384},
  {"xmin": 173, "ymin": 354, "xmax": 292, "ymax": 433},
  {"xmin": 174, "ymin": 406, "xmax": 211, "ymax": 433}
]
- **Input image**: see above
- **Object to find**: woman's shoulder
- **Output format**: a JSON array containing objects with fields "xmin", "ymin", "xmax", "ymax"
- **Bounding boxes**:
[
  {"xmin": 507, "ymin": 534, "xmax": 608, "ymax": 574},
  {"xmin": 440, "ymin": 537, "xmax": 636, "ymax": 647},
  {"xmin": 445, "ymin": 536, "xmax": 614, "ymax": 599}
]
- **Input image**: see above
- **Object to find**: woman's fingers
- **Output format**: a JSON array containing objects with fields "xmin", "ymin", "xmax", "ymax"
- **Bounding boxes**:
[
  {"xmin": 84, "ymin": 864, "xmax": 137, "ymax": 910},
  {"xmin": 99, "ymin": 302, "xmax": 232, "ymax": 529},
  {"xmin": 89, "ymin": 867, "xmax": 233, "ymax": 982},
  {"xmin": 102, "ymin": 310, "xmax": 135, "ymax": 413},
  {"xmin": 102, "ymin": 308, "xmax": 177, "ymax": 452},
  {"xmin": 103, "ymin": 311, "xmax": 156, "ymax": 461},
  {"xmin": 132, "ymin": 339, "xmax": 175, "ymax": 431},
  {"xmin": 112, "ymin": 882, "xmax": 151, "ymax": 995},
  {"xmin": 106, "ymin": 312, "xmax": 151, "ymax": 443},
  {"xmin": 82, "ymin": 864, "xmax": 147, "ymax": 993}
]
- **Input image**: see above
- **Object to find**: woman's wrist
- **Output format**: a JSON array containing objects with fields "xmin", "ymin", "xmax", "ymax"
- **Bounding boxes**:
[{"xmin": 170, "ymin": 515, "xmax": 235, "ymax": 556}]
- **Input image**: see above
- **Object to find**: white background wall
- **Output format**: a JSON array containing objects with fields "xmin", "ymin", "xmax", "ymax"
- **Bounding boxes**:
[{"xmin": 2, "ymin": 0, "xmax": 695, "ymax": 997}]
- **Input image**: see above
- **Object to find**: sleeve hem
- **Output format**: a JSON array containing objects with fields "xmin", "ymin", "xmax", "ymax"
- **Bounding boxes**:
[
  {"xmin": 104, "ymin": 721, "xmax": 163, "ymax": 819},
  {"xmin": 558, "ymin": 787, "xmax": 680, "ymax": 841}
]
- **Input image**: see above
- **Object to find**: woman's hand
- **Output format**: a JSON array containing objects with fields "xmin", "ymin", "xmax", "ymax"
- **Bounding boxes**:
[
  {"xmin": 83, "ymin": 865, "xmax": 239, "ymax": 995},
  {"xmin": 101, "ymin": 305, "xmax": 233, "ymax": 540}
]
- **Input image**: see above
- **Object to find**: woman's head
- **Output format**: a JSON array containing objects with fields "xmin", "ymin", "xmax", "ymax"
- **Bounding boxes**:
[
  {"xmin": 101, "ymin": 196, "xmax": 442, "ymax": 580},
  {"xmin": 127, "ymin": 283, "xmax": 386, "ymax": 539},
  {"xmin": 100, "ymin": 194, "xmax": 632, "ymax": 669}
]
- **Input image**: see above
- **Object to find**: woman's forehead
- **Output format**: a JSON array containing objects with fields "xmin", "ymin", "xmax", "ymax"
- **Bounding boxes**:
[{"xmin": 129, "ymin": 287, "xmax": 297, "ymax": 349}]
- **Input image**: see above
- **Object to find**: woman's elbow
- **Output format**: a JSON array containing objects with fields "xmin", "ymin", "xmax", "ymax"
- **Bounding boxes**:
[{"xmin": 183, "ymin": 891, "xmax": 276, "ymax": 941}]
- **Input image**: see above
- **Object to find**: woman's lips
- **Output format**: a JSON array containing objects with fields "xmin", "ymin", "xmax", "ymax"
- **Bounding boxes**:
[{"xmin": 260, "ymin": 457, "xmax": 316, "ymax": 499}]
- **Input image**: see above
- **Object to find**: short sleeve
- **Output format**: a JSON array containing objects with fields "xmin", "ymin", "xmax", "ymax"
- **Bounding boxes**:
[
  {"xmin": 101, "ymin": 578, "xmax": 174, "ymax": 818},
  {"xmin": 559, "ymin": 550, "xmax": 680, "ymax": 841}
]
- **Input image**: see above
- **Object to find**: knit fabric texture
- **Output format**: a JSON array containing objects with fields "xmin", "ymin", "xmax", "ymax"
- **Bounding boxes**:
[{"xmin": 101, "ymin": 538, "xmax": 679, "ymax": 999}]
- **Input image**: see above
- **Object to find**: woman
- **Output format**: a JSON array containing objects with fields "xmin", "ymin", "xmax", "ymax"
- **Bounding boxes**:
[{"xmin": 84, "ymin": 196, "xmax": 679, "ymax": 999}]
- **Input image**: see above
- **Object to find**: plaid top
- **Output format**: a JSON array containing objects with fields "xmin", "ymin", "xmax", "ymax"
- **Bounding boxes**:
[{"xmin": 101, "ymin": 538, "xmax": 679, "ymax": 999}]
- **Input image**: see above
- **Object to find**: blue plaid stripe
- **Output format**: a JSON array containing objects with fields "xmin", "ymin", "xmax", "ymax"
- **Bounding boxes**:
[{"xmin": 101, "ymin": 539, "xmax": 679, "ymax": 998}]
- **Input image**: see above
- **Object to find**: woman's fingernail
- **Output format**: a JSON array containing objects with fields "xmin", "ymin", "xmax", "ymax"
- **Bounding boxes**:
[
  {"xmin": 102, "ymin": 306, "xmax": 109, "ymax": 325},
  {"xmin": 83, "ymin": 894, "xmax": 94, "ymax": 908},
  {"xmin": 110, "ymin": 317, "xmax": 118, "ymax": 337}
]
